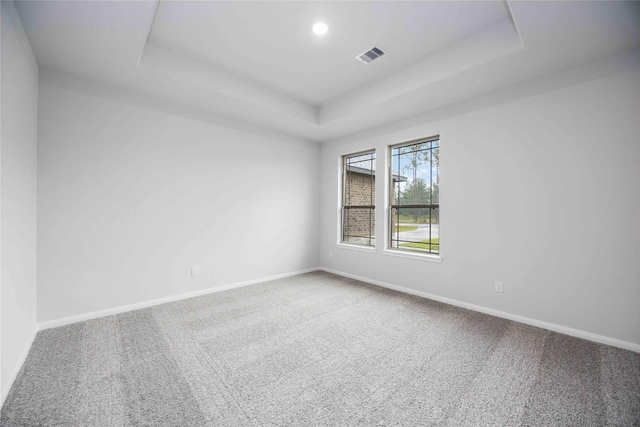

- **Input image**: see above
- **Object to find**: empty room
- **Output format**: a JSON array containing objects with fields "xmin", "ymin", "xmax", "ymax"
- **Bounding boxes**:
[{"xmin": 1, "ymin": 1, "xmax": 639, "ymax": 425}]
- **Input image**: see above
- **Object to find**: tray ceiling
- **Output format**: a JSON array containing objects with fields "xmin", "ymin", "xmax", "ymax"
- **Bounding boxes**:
[{"xmin": 14, "ymin": 1, "xmax": 640, "ymax": 142}]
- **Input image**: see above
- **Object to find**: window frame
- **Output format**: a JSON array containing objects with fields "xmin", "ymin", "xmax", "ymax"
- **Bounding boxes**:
[
  {"xmin": 387, "ymin": 136, "xmax": 440, "ymax": 259},
  {"xmin": 340, "ymin": 149, "xmax": 376, "ymax": 248}
]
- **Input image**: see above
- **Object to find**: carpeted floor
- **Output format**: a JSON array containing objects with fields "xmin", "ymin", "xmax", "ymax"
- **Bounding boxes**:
[{"xmin": 1, "ymin": 271, "xmax": 639, "ymax": 426}]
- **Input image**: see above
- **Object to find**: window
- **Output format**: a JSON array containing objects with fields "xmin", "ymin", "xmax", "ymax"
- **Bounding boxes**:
[
  {"xmin": 389, "ymin": 137, "xmax": 440, "ymax": 254},
  {"xmin": 341, "ymin": 150, "xmax": 376, "ymax": 246}
]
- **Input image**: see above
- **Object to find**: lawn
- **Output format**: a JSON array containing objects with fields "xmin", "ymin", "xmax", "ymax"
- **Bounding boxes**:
[{"xmin": 400, "ymin": 238, "xmax": 439, "ymax": 251}]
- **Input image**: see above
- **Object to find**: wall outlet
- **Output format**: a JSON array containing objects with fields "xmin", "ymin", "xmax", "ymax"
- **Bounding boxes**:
[
  {"xmin": 329, "ymin": 251, "xmax": 333, "ymax": 259},
  {"xmin": 494, "ymin": 281, "xmax": 504, "ymax": 293},
  {"xmin": 191, "ymin": 267, "xmax": 199, "ymax": 277}
]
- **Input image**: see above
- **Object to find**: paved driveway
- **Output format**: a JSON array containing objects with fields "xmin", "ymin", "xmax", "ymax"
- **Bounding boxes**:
[{"xmin": 394, "ymin": 223, "xmax": 439, "ymax": 244}]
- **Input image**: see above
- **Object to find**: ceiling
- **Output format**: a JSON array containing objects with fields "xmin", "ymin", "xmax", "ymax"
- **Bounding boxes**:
[{"xmin": 14, "ymin": 1, "xmax": 640, "ymax": 142}]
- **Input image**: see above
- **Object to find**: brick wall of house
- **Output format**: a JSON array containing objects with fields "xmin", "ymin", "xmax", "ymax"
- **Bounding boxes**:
[
  {"xmin": 344, "ymin": 173, "xmax": 375, "ymax": 241},
  {"xmin": 344, "ymin": 173, "xmax": 375, "ymax": 206},
  {"xmin": 343, "ymin": 172, "xmax": 403, "ymax": 244}
]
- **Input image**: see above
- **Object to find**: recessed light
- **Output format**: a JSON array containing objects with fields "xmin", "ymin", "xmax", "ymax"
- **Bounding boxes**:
[{"xmin": 312, "ymin": 21, "xmax": 329, "ymax": 36}]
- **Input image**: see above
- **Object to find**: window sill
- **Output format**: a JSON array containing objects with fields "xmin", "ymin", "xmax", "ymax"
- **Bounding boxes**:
[
  {"xmin": 336, "ymin": 243, "xmax": 376, "ymax": 254},
  {"xmin": 383, "ymin": 249, "xmax": 442, "ymax": 263}
]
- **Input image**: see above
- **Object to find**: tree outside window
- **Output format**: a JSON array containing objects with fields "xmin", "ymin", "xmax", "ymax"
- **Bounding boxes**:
[{"xmin": 389, "ymin": 138, "xmax": 440, "ymax": 254}]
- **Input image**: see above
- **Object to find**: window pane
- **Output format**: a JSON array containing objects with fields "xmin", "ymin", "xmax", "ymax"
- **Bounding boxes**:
[
  {"xmin": 389, "ymin": 138, "xmax": 439, "ymax": 255},
  {"xmin": 344, "ymin": 170, "xmax": 374, "ymax": 206},
  {"xmin": 393, "ymin": 142, "xmax": 438, "ymax": 207},
  {"xmin": 431, "ymin": 146, "xmax": 439, "ymax": 204},
  {"xmin": 343, "ymin": 207, "xmax": 375, "ymax": 246},
  {"xmin": 390, "ymin": 208, "xmax": 439, "ymax": 253},
  {"xmin": 342, "ymin": 150, "xmax": 375, "ymax": 246}
]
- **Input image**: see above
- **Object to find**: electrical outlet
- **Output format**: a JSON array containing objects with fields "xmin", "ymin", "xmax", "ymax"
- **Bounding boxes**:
[
  {"xmin": 494, "ymin": 281, "xmax": 504, "ymax": 293},
  {"xmin": 329, "ymin": 251, "xmax": 333, "ymax": 259},
  {"xmin": 191, "ymin": 267, "xmax": 199, "ymax": 277}
]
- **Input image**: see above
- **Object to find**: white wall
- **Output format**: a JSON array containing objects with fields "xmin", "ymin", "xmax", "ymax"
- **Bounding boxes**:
[
  {"xmin": 320, "ymin": 55, "xmax": 640, "ymax": 347},
  {"xmin": 1, "ymin": 1, "xmax": 39, "ymax": 403},
  {"xmin": 37, "ymin": 81, "xmax": 320, "ymax": 323}
]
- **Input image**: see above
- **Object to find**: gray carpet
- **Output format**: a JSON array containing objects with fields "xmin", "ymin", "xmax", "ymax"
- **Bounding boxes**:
[{"xmin": 1, "ymin": 271, "xmax": 639, "ymax": 426}]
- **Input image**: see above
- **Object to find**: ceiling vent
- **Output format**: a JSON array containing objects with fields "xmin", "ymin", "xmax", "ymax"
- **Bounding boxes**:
[{"xmin": 356, "ymin": 46, "xmax": 386, "ymax": 64}]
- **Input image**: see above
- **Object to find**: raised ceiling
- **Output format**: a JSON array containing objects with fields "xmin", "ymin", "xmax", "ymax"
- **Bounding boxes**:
[
  {"xmin": 149, "ymin": 1, "xmax": 510, "ymax": 106},
  {"xmin": 14, "ymin": 1, "xmax": 640, "ymax": 142}
]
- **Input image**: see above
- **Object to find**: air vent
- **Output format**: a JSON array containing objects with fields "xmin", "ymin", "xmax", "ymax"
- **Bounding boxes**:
[{"xmin": 356, "ymin": 46, "xmax": 386, "ymax": 64}]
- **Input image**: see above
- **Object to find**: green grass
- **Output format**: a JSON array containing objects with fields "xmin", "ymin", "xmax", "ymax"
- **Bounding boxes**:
[
  {"xmin": 393, "ymin": 226, "xmax": 418, "ymax": 232},
  {"xmin": 400, "ymin": 238, "xmax": 439, "ymax": 251}
]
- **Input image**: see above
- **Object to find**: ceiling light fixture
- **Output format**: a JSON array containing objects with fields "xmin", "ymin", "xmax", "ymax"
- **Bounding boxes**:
[{"xmin": 312, "ymin": 21, "xmax": 329, "ymax": 36}]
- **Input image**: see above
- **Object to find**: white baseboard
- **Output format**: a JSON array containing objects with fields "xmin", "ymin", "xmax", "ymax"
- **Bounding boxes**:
[
  {"xmin": 37, "ymin": 267, "xmax": 320, "ymax": 331},
  {"xmin": 1, "ymin": 326, "xmax": 38, "ymax": 408},
  {"xmin": 31, "ymin": 264, "xmax": 640, "ymax": 351},
  {"xmin": 11, "ymin": 265, "xmax": 634, "ymax": 410},
  {"xmin": 319, "ymin": 267, "xmax": 640, "ymax": 353}
]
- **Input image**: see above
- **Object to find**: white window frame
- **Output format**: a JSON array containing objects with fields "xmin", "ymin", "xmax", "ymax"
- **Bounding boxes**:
[
  {"xmin": 339, "ymin": 150, "xmax": 376, "ymax": 249},
  {"xmin": 385, "ymin": 137, "xmax": 441, "ymax": 262}
]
